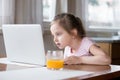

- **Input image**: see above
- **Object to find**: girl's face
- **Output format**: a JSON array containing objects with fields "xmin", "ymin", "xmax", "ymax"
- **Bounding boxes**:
[{"xmin": 50, "ymin": 23, "xmax": 73, "ymax": 49}]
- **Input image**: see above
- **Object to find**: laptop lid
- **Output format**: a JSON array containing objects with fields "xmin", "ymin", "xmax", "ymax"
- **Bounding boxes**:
[{"xmin": 2, "ymin": 24, "xmax": 46, "ymax": 66}]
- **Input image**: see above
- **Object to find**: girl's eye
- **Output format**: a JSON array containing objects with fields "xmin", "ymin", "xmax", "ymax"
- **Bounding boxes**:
[{"xmin": 56, "ymin": 33, "xmax": 62, "ymax": 36}]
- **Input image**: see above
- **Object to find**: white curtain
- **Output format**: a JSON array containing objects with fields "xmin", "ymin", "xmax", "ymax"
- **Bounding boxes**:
[
  {"xmin": 2, "ymin": 0, "xmax": 15, "ymax": 24},
  {"xmin": 1, "ymin": 0, "xmax": 43, "ymax": 27},
  {"xmin": 15, "ymin": 0, "xmax": 43, "ymax": 25},
  {"xmin": 0, "ymin": 0, "xmax": 2, "ymax": 27},
  {"xmin": 55, "ymin": 0, "xmax": 68, "ymax": 15}
]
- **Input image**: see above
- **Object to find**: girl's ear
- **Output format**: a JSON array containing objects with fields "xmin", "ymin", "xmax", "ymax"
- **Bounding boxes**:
[{"xmin": 71, "ymin": 29, "xmax": 77, "ymax": 36}]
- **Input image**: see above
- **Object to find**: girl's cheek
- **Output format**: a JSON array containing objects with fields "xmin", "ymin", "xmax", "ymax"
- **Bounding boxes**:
[{"xmin": 59, "ymin": 37, "xmax": 64, "ymax": 41}]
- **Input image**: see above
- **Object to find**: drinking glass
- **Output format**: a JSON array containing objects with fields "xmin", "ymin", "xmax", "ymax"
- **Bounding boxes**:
[{"xmin": 46, "ymin": 50, "xmax": 64, "ymax": 70}]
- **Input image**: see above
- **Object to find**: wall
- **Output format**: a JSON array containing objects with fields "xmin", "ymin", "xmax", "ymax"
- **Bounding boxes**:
[
  {"xmin": 0, "ymin": 34, "xmax": 6, "ymax": 54},
  {"xmin": 43, "ymin": 31, "xmax": 59, "ymax": 51}
]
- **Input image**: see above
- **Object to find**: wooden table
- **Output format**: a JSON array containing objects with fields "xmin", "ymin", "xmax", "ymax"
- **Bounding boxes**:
[{"xmin": 0, "ymin": 54, "xmax": 120, "ymax": 80}]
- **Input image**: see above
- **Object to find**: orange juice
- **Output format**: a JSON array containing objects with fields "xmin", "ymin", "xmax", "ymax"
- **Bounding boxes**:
[{"xmin": 47, "ymin": 59, "xmax": 64, "ymax": 69}]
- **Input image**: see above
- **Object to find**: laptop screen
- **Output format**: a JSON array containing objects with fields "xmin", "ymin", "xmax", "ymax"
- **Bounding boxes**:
[{"xmin": 2, "ymin": 24, "xmax": 46, "ymax": 66}]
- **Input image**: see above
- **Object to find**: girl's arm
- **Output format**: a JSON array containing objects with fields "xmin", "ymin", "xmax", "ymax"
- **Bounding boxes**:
[
  {"xmin": 64, "ymin": 45, "xmax": 111, "ymax": 65},
  {"xmin": 80, "ymin": 45, "xmax": 111, "ymax": 65}
]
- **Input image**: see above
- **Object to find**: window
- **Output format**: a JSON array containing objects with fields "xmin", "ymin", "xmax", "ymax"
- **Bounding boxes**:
[
  {"xmin": 43, "ymin": 0, "xmax": 56, "ymax": 21},
  {"xmin": 86, "ymin": 0, "xmax": 120, "ymax": 30}
]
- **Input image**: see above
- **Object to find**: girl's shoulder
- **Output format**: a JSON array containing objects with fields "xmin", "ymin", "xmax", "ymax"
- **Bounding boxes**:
[
  {"xmin": 82, "ymin": 37, "xmax": 94, "ymax": 43},
  {"xmin": 81, "ymin": 37, "xmax": 95, "ymax": 48}
]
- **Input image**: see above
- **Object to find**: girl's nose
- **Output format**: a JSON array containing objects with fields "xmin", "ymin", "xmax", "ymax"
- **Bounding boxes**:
[{"xmin": 54, "ymin": 37, "xmax": 58, "ymax": 42}]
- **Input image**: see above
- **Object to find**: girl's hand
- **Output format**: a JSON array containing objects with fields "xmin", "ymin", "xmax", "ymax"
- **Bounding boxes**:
[{"xmin": 64, "ymin": 56, "xmax": 82, "ymax": 65}]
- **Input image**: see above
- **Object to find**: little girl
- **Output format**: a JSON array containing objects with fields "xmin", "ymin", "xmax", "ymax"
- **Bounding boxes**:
[{"xmin": 50, "ymin": 13, "xmax": 111, "ymax": 65}]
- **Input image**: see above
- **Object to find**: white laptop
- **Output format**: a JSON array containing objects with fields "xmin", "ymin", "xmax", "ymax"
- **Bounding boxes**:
[{"xmin": 2, "ymin": 24, "xmax": 46, "ymax": 66}]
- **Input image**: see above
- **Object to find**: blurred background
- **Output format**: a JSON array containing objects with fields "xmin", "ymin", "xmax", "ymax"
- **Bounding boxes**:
[{"xmin": 1, "ymin": 0, "xmax": 120, "ymax": 64}]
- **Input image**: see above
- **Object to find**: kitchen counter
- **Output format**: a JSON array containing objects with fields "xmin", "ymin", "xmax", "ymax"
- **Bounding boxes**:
[{"xmin": 90, "ymin": 36, "xmax": 120, "ymax": 43}]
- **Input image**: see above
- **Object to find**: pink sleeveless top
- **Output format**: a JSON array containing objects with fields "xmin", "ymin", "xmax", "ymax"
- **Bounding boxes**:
[{"xmin": 64, "ymin": 37, "xmax": 95, "ymax": 58}]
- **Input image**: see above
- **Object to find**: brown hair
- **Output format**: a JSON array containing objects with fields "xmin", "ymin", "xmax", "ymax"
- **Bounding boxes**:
[{"xmin": 51, "ymin": 13, "xmax": 86, "ymax": 38}]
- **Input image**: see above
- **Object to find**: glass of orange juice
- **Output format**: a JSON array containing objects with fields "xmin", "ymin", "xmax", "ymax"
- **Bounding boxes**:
[{"xmin": 46, "ymin": 50, "xmax": 64, "ymax": 70}]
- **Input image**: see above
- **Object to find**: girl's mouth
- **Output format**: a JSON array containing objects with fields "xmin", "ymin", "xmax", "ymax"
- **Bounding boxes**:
[
  {"xmin": 56, "ymin": 43, "xmax": 61, "ymax": 47},
  {"xmin": 56, "ymin": 43, "xmax": 64, "ymax": 49}
]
